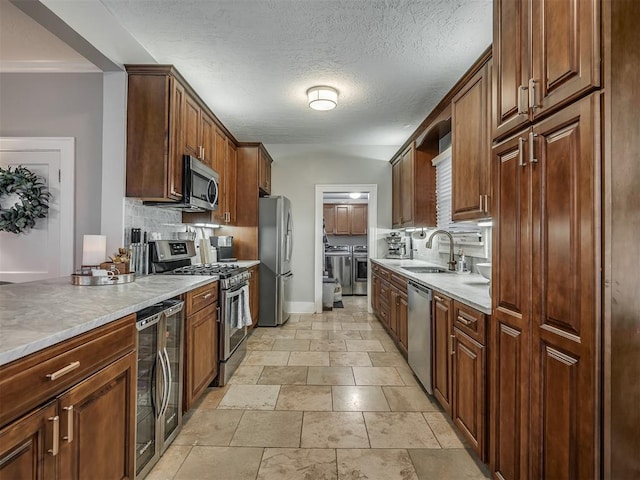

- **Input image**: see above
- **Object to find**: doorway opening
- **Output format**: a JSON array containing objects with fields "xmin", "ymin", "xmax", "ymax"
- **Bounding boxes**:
[{"xmin": 314, "ymin": 184, "xmax": 378, "ymax": 313}]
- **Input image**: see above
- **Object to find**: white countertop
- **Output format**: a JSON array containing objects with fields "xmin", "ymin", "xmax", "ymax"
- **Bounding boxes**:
[
  {"xmin": 371, "ymin": 258, "xmax": 492, "ymax": 314},
  {"xmin": 0, "ymin": 275, "xmax": 218, "ymax": 367}
]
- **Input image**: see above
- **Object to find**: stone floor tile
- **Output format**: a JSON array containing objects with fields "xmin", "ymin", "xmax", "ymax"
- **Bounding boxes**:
[
  {"xmin": 408, "ymin": 448, "xmax": 491, "ymax": 479},
  {"xmin": 395, "ymin": 366, "xmax": 421, "ymax": 386},
  {"xmin": 307, "ymin": 366, "xmax": 355, "ymax": 385},
  {"xmin": 329, "ymin": 351, "xmax": 372, "ymax": 367},
  {"xmin": 423, "ymin": 412, "xmax": 467, "ymax": 448},
  {"xmin": 193, "ymin": 386, "xmax": 230, "ymax": 410},
  {"xmin": 340, "ymin": 322, "xmax": 373, "ymax": 331},
  {"xmin": 173, "ymin": 446, "xmax": 263, "ymax": 480},
  {"xmin": 301, "ymin": 412, "xmax": 369, "ymax": 448},
  {"xmin": 309, "ymin": 340, "xmax": 347, "ymax": 352},
  {"xmin": 345, "ymin": 339, "xmax": 385, "ymax": 352},
  {"xmin": 247, "ymin": 337, "xmax": 275, "ymax": 351},
  {"xmin": 260, "ymin": 329, "xmax": 297, "ymax": 339},
  {"xmin": 244, "ymin": 351, "xmax": 291, "ymax": 366},
  {"xmin": 296, "ymin": 330, "xmax": 330, "ymax": 340},
  {"xmin": 337, "ymin": 449, "xmax": 418, "ymax": 480},
  {"xmin": 217, "ymin": 384, "xmax": 280, "ymax": 410},
  {"xmin": 258, "ymin": 366, "xmax": 309, "ymax": 385},
  {"xmin": 257, "ymin": 448, "xmax": 337, "ymax": 480},
  {"xmin": 271, "ymin": 339, "xmax": 311, "ymax": 351},
  {"xmin": 364, "ymin": 412, "xmax": 440, "ymax": 448},
  {"xmin": 312, "ymin": 321, "xmax": 343, "ymax": 331},
  {"xmin": 352, "ymin": 366, "xmax": 404, "ymax": 385},
  {"xmin": 228, "ymin": 365, "xmax": 264, "ymax": 384},
  {"xmin": 368, "ymin": 351, "xmax": 408, "ymax": 367},
  {"xmin": 276, "ymin": 385, "xmax": 333, "ymax": 411},
  {"xmin": 230, "ymin": 410, "xmax": 303, "ymax": 447},
  {"xmin": 383, "ymin": 386, "xmax": 440, "ymax": 412},
  {"xmin": 288, "ymin": 351, "xmax": 330, "ymax": 366},
  {"xmin": 174, "ymin": 409, "xmax": 243, "ymax": 446},
  {"xmin": 327, "ymin": 330, "xmax": 363, "ymax": 340},
  {"xmin": 331, "ymin": 386, "xmax": 390, "ymax": 411},
  {"xmin": 145, "ymin": 445, "xmax": 191, "ymax": 480}
]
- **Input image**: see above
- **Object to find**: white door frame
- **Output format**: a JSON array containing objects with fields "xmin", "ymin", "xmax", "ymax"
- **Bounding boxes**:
[
  {"xmin": 314, "ymin": 184, "xmax": 378, "ymax": 313},
  {"xmin": 0, "ymin": 137, "xmax": 75, "ymax": 278}
]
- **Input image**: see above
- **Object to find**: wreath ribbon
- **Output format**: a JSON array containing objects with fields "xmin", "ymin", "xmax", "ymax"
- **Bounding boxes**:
[{"xmin": 0, "ymin": 165, "xmax": 51, "ymax": 234}]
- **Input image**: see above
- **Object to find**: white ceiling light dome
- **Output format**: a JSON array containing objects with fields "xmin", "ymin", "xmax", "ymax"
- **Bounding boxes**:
[
  {"xmin": 349, "ymin": 192, "xmax": 361, "ymax": 199},
  {"xmin": 307, "ymin": 86, "xmax": 338, "ymax": 111}
]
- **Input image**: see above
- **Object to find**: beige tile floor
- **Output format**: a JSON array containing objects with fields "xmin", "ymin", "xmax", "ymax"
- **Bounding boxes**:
[{"xmin": 148, "ymin": 296, "xmax": 490, "ymax": 480}]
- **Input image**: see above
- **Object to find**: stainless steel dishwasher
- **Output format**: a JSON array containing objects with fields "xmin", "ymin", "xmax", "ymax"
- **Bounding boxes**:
[{"xmin": 407, "ymin": 281, "xmax": 433, "ymax": 394}]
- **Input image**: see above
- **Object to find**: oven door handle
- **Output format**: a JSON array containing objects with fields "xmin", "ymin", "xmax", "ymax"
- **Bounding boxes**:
[{"xmin": 225, "ymin": 286, "xmax": 246, "ymax": 300}]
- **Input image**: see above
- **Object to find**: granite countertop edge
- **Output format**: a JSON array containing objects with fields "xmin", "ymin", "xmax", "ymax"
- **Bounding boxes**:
[
  {"xmin": 371, "ymin": 258, "xmax": 492, "ymax": 314},
  {"xmin": 0, "ymin": 275, "xmax": 218, "ymax": 367}
]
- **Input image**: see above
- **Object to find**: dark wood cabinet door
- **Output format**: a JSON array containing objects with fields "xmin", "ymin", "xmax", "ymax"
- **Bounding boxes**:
[
  {"xmin": 392, "ymin": 160, "xmax": 402, "ymax": 227},
  {"xmin": 335, "ymin": 205, "xmax": 350, "ymax": 235},
  {"xmin": 492, "ymin": 0, "xmax": 530, "ymax": 140},
  {"xmin": 378, "ymin": 280, "xmax": 391, "ymax": 329},
  {"xmin": 350, "ymin": 205, "xmax": 367, "ymax": 235},
  {"xmin": 389, "ymin": 288, "xmax": 399, "ymax": 336},
  {"xmin": 453, "ymin": 329, "xmax": 486, "ymax": 461},
  {"xmin": 531, "ymin": 0, "xmax": 600, "ymax": 119},
  {"xmin": 529, "ymin": 94, "xmax": 599, "ymax": 480},
  {"xmin": 432, "ymin": 292, "xmax": 453, "ymax": 414},
  {"xmin": 168, "ymin": 78, "xmax": 185, "ymax": 199},
  {"xmin": 490, "ymin": 130, "xmax": 531, "ymax": 480},
  {"xmin": 210, "ymin": 128, "xmax": 227, "ymax": 223},
  {"xmin": 371, "ymin": 273, "xmax": 380, "ymax": 315},
  {"xmin": 183, "ymin": 95, "xmax": 200, "ymax": 159},
  {"xmin": 57, "ymin": 352, "xmax": 136, "ymax": 480},
  {"xmin": 199, "ymin": 111, "xmax": 216, "ymax": 170},
  {"xmin": 323, "ymin": 205, "xmax": 336, "ymax": 235},
  {"xmin": 400, "ymin": 147, "xmax": 414, "ymax": 226},
  {"xmin": 0, "ymin": 402, "xmax": 57, "ymax": 480},
  {"xmin": 225, "ymin": 141, "xmax": 237, "ymax": 224},
  {"xmin": 185, "ymin": 303, "xmax": 218, "ymax": 411},
  {"xmin": 452, "ymin": 62, "xmax": 490, "ymax": 220}
]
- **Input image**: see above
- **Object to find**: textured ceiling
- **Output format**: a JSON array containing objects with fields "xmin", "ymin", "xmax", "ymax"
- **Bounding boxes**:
[{"xmin": 99, "ymin": 0, "xmax": 492, "ymax": 146}]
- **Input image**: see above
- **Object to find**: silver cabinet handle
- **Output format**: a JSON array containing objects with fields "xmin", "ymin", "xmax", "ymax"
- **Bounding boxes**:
[
  {"xmin": 529, "ymin": 131, "xmax": 538, "ymax": 164},
  {"xmin": 46, "ymin": 361, "xmax": 80, "ymax": 381},
  {"xmin": 201, "ymin": 292, "xmax": 213, "ymax": 300},
  {"xmin": 63, "ymin": 405, "xmax": 73, "ymax": 443},
  {"xmin": 157, "ymin": 351, "xmax": 168, "ymax": 418},
  {"xmin": 48, "ymin": 416, "xmax": 59, "ymax": 456},
  {"xmin": 528, "ymin": 78, "xmax": 538, "ymax": 112},
  {"xmin": 434, "ymin": 295, "xmax": 444, "ymax": 303},
  {"xmin": 518, "ymin": 137, "xmax": 526, "ymax": 167},
  {"xmin": 517, "ymin": 85, "xmax": 529, "ymax": 115},
  {"xmin": 457, "ymin": 315, "xmax": 477, "ymax": 326}
]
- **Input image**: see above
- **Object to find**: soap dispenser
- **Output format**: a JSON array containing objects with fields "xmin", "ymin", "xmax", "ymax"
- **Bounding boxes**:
[{"xmin": 457, "ymin": 249, "xmax": 468, "ymax": 273}]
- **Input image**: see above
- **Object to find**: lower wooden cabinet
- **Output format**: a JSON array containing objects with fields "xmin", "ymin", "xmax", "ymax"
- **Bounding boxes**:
[
  {"xmin": 432, "ymin": 291, "xmax": 453, "ymax": 414},
  {"xmin": 184, "ymin": 302, "xmax": 218, "ymax": 411},
  {"xmin": 0, "ymin": 316, "xmax": 137, "ymax": 480},
  {"xmin": 371, "ymin": 263, "xmax": 408, "ymax": 356}
]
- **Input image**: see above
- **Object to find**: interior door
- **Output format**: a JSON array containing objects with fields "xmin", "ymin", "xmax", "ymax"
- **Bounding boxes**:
[{"xmin": 0, "ymin": 138, "xmax": 73, "ymax": 282}]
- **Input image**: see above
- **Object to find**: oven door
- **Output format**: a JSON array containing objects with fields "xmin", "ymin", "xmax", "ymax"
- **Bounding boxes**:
[{"xmin": 220, "ymin": 284, "xmax": 248, "ymax": 360}]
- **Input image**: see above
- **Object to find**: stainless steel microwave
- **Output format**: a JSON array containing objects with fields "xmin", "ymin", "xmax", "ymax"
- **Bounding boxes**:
[{"xmin": 144, "ymin": 155, "xmax": 219, "ymax": 212}]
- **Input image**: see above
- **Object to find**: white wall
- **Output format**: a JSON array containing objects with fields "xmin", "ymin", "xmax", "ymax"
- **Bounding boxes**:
[
  {"xmin": 267, "ymin": 145, "xmax": 393, "ymax": 306},
  {"xmin": 0, "ymin": 73, "xmax": 104, "ymax": 267}
]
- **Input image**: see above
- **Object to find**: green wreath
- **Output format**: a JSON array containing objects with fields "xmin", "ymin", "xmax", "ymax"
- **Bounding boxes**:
[{"xmin": 0, "ymin": 165, "xmax": 51, "ymax": 234}]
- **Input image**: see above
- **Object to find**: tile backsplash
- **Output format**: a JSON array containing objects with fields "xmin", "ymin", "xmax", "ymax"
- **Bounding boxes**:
[{"xmin": 124, "ymin": 198, "xmax": 184, "ymax": 244}]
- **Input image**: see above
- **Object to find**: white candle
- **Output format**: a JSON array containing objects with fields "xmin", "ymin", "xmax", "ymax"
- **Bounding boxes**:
[{"xmin": 82, "ymin": 235, "xmax": 107, "ymax": 266}]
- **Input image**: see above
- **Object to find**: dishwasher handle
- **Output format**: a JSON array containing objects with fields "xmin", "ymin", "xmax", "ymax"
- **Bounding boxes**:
[{"xmin": 408, "ymin": 281, "xmax": 432, "ymax": 297}]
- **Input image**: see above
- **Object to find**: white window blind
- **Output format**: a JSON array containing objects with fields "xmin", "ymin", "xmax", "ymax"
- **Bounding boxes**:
[{"xmin": 432, "ymin": 147, "xmax": 478, "ymax": 232}]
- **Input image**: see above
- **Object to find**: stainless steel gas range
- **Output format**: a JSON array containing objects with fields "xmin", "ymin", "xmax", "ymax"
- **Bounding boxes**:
[{"xmin": 150, "ymin": 240, "xmax": 250, "ymax": 386}]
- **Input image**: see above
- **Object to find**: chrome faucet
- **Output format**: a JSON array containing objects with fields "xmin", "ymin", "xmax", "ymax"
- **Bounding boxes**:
[{"xmin": 425, "ymin": 230, "xmax": 457, "ymax": 271}]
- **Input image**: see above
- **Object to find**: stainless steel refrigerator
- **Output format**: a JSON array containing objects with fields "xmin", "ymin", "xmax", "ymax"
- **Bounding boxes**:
[{"xmin": 258, "ymin": 196, "xmax": 294, "ymax": 326}]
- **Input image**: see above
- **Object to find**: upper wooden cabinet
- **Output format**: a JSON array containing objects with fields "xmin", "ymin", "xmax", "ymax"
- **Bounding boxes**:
[
  {"xmin": 126, "ymin": 65, "xmax": 237, "ymax": 206},
  {"xmin": 323, "ymin": 204, "xmax": 368, "ymax": 235},
  {"xmin": 452, "ymin": 59, "xmax": 492, "ymax": 220},
  {"xmin": 492, "ymin": 0, "xmax": 600, "ymax": 140},
  {"xmin": 258, "ymin": 149, "xmax": 272, "ymax": 195},
  {"xmin": 391, "ymin": 143, "xmax": 436, "ymax": 229}
]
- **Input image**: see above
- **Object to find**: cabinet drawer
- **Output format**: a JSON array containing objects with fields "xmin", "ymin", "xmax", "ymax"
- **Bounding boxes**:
[
  {"xmin": 390, "ymin": 273, "xmax": 407, "ymax": 292},
  {"xmin": 379, "ymin": 280, "xmax": 391, "ymax": 302},
  {"xmin": 186, "ymin": 282, "xmax": 218, "ymax": 316},
  {"xmin": 378, "ymin": 267, "xmax": 391, "ymax": 281},
  {"xmin": 453, "ymin": 301, "xmax": 486, "ymax": 345},
  {"xmin": 0, "ymin": 315, "xmax": 136, "ymax": 427}
]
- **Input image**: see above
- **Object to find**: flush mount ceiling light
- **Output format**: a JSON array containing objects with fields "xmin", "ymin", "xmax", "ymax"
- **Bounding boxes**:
[
  {"xmin": 307, "ymin": 86, "xmax": 338, "ymax": 111},
  {"xmin": 349, "ymin": 192, "xmax": 361, "ymax": 199}
]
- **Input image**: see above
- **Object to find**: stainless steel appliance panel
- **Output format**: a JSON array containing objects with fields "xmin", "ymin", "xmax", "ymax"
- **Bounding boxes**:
[
  {"xmin": 218, "ymin": 282, "xmax": 249, "ymax": 385},
  {"xmin": 352, "ymin": 254, "xmax": 368, "ymax": 296},
  {"xmin": 258, "ymin": 268, "xmax": 293, "ymax": 326},
  {"xmin": 407, "ymin": 282, "xmax": 433, "ymax": 394},
  {"xmin": 325, "ymin": 251, "xmax": 352, "ymax": 296}
]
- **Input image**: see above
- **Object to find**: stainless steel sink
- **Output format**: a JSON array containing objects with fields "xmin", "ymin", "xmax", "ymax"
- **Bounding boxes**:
[{"xmin": 401, "ymin": 266, "xmax": 451, "ymax": 274}]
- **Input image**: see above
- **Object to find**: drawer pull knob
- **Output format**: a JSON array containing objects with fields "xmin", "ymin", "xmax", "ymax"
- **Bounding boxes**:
[
  {"xmin": 434, "ymin": 295, "xmax": 444, "ymax": 303},
  {"xmin": 201, "ymin": 293, "xmax": 213, "ymax": 300},
  {"xmin": 48, "ymin": 416, "xmax": 59, "ymax": 456},
  {"xmin": 457, "ymin": 315, "xmax": 476, "ymax": 326},
  {"xmin": 46, "ymin": 361, "xmax": 80, "ymax": 381}
]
